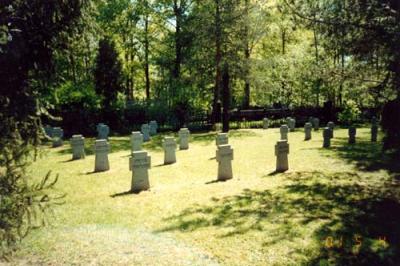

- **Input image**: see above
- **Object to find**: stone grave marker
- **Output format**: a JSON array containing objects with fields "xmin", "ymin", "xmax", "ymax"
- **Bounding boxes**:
[
  {"xmin": 44, "ymin": 125, "xmax": 53, "ymax": 138},
  {"xmin": 263, "ymin": 118, "xmax": 269, "ymax": 129},
  {"xmin": 97, "ymin": 123, "xmax": 110, "ymax": 140},
  {"xmin": 216, "ymin": 133, "xmax": 228, "ymax": 146},
  {"xmin": 163, "ymin": 137, "xmax": 177, "ymax": 164},
  {"xmin": 131, "ymin": 132, "xmax": 143, "ymax": 152},
  {"xmin": 94, "ymin": 139, "xmax": 110, "ymax": 172},
  {"xmin": 280, "ymin": 125, "xmax": 289, "ymax": 140},
  {"xmin": 71, "ymin": 134, "xmax": 85, "ymax": 160},
  {"xmin": 149, "ymin": 121, "xmax": 158, "ymax": 136},
  {"xmin": 141, "ymin": 124, "xmax": 151, "ymax": 142},
  {"xmin": 304, "ymin": 122, "xmax": 312, "ymax": 141},
  {"xmin": 289, "ymin": 118, "xmax": 296, "ymax": 132},
  {"xmin": 275, "ymin": 140, "xmax": 289, "ymax": 172},
  {"xmin": 178, "ymin": 128, "xmax": 190, "ymax": 150},
  {"xmin": 216, "ymin": 144, "xmax": 234, "ymax": 181},
  {"xmin": 327, "ymin": 122, "xmax": 335, "ymax": 138},
  {"xmin": 323, "ymin": 127, "xmax": 331, "ymax": 148},
  {"xmin": 286, "ymin": 117, "xmax": 292, "ymax": 126},
  {"xmin": 130, "ymin": 151, "xmax": 151, "ymax": 192},
  {"xmin": 313, "ymin": 118, "xmax": 320, "ymax": 131},
  {"xmin": 348, "ymin": 126, "xmax": 356, "ymax": 144},
  {"xmin": 52, "ymin": 127, "xmax": 64, "ymax": 147}
]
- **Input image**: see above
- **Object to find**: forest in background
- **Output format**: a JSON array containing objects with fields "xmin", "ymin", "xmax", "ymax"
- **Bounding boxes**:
[
  {"xmin": 1, "ymin": 0, "xmax": 400, "ymax": 258},
  {"xmin": 46, "ymin": 0, "xmax": 394, "ymax": 134}
]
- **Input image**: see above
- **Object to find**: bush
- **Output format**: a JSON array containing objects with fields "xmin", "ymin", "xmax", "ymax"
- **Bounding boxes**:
[
  {"xmin": 338, "ymin": 100, "xmax": 361, "ymax": 125},
  {"xmin": 54, "ymin": 81, "xmax": 100, "ymax": 137}
]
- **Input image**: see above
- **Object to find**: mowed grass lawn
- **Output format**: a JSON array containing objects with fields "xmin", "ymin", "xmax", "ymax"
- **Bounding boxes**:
[{"xmin": 12, "ymin": 127, "xmax": 400, "ymax": 265}]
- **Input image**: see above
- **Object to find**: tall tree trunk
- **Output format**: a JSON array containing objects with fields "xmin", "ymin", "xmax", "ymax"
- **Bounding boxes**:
[
  {"xmin": 242, "ymin": 0, "xmax": 250, "ymax": 109},
  {"xmin": 212, "ymin": 0, "xmax": 222, "ymax": 125},
  {"xmin": 129, "ymin": 30, "xmax": 134, "ymax": 100},
  {"xmin": 313, "ymin": 23, "xmax": 320, "ymax": 107},
  {"xmin": 222, "ymin": 63, "xmax": 230, "ymax": 133},
  {"xmin": 144, "ymin": 11, "xmax": 150, "ymax": 101},
  {"xmin": 394, "ymin": 48, "xmax": 400, "ymax": 99},
  {"xmin": 173, "ymin": 1, "xmax": 181, "ymax": 81},
  {"xmin": 393, "ymin": 3, "xmax": 400, "ymax": 98},
  {"xmin": 339, "ymin": 49, "xmax": 345, "ymax": 107},
  {"xmin": 281, "ymin": 28, "xmax": 286, "ymax": 105}
]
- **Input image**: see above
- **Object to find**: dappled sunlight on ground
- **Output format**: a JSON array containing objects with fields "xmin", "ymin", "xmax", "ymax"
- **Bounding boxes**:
[{"xmin": 16, "ymin": 128, "xmax": 400, "ymax": 265}]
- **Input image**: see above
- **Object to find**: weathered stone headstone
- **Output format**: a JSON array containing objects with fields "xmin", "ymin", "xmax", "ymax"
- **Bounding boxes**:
[
  {"xmin": 289, "ymin": 118, "xmax": 296, "ymax": 132},
  {"xmin": 214, "ymin": 123, "xmax": 222, "ymax": 132},
  {"xmin": 130, "ymin": 151, "xmax": 151, "ymax": 192},
  {"xmin": 131, "ymin": 131, "xmax": 143, "ymax": 152},
  {"xmin": 327, "ymin": 122, "xmax": 335, "ymax": 138},
  {"xmin": 286, "ymin": 117, "xmax": 292, "ymax": 126},
  {"xmin": 285, "ymin": 117, "xmax": 295, "ymax": 131},
  {"xmin": 52, "ymin": 127, "xmax": 64, "ymax": 147},
  {"xmin": 71, "ymin": 135, "xmax": 85, "ymax": 160},
  {"xmin": 263, "ymin": 118, "xmax": 269, "ymax": 129},
  {"xmin": 216, "ymin": 144, "xmax": 233, "ymax": 181},
  {"xmin": 178, "ymin": 128, "xmax": 190, "ymax": 150},
  {"xmin": 280, "ymin": 125, "xmax": 289, "ymax": 140},
  {"xmin": 275, "ymin": 140, "xmax": 289, "ymax": 172},
  {"xmin": 94, "ymin": 139, "xmax": 110, "ymax": 172},
  {"xmin": 163, "ymin": 137, "xmax": 177, "ymax": 164},
  {"xmin": 304, "ymin": 122, "xmax": 312, "ymax": 141},
  {"xmin": 216, "ymin": 133, "xmax": 228, "ymax": 146},
  {"xmin": 323, "ymin": 127, "xmax": 331, "ymax": 148},
  {"xmin": 149, "ymin": 121, "xmax": 158, "ymax": 136},
  {"xmin": 348, "ymin": 126, "xmax": 356, "ymax": 144},
  {"xmin": 141, "ymin": 124, "xmax": 150, "ymax": 142},
  {"xmin": 44, "ymin": 125, "xmax": 53, "ymax": 138},
  {"xmin": 96, "ymin": 123, "xmax": 104, "ymax": 133},
  {"xmin": 371, "ymin": 117, "xmax": 378, "ymax": 142},
  {"xmin": 97, "ymin": 123, "xmax": 110, "ymax": 140},
  {"xmin": 313, "ymin": 118, "xmax": 320, "ymax": 131}
]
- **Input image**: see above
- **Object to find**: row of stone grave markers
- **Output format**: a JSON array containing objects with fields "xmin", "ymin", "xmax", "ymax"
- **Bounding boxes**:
[
  {"xmin": 274, "ymin": 120, "xmax": 334, "ymax": 172},
  {"xmin": 139, "ymin": 120, "xmax": 159, "ymax": 142},
  {"xmin": 46, "ymin": 116, "xmax": 380, "ymax": 193},
  {"xmin": 128, "ymin": 128, "xmax": 191, "ymax": 191},
  {"xmin": 262, "ymin": 117, "xmax": 320, "ymax": 132}
]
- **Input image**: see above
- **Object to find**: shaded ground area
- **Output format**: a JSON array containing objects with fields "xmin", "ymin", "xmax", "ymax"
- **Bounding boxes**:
[
  {"xmin": 15, "ymin": 225, "xmax": 219, "ymax": 266},
  {"xmin": 331, "ymin": 137, "xmax": 400, "ymax": 177},
  {"xmin": 158, "ymin": 171, "xmax": 400, "ymax": 265}
]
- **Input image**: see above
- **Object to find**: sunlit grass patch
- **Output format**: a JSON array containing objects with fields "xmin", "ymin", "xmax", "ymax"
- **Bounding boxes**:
[{"xmin": 12, "ymin": 128, "xmax": 400, "ymax": 265}]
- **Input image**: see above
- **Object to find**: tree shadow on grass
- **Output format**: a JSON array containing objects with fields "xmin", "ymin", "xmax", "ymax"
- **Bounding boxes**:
[
  {"xmin": 157, "ymin": 171, "xmax": 400, "ymax": 265},
  {"xmin": 329, "ymin": 138, "xmax": 400, "ymax": 175}
]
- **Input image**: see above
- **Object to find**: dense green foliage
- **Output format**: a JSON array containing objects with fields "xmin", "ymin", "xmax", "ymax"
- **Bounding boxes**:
[
  {"xmin": 94, "ymin": 38, "xmax": 124, "ymax": 109},
  {"xmin": 1, "ymin": 0, "xmax": 400, "ymax": 258},
  {"xmin": 338, "ymin": 100, "xmax": 361, "ymax": 125},
  {"xmin": 0, "ymin": 0, "xmax": 85, "ymax": 258},
  {"xmin": 51, "ymin": 1, "xmax": 395, "ymax": 128},
  {"xmin": 286, "ymin": 0, "xmax": 400, "ymax": 148}
]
